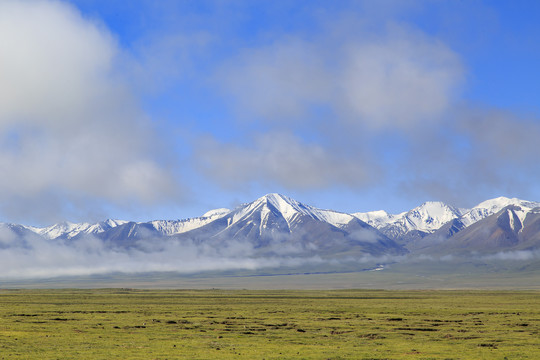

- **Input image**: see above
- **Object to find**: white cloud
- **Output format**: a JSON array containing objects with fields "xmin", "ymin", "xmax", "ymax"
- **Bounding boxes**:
[
  {"xmin": 196, "ymin": 132, "xmax": 377, "ymax": 189},
  {"xmin": 204, "ymin": 22, "xmax": 463, "ymax": 191},
  {"xmin": 481, "ymin": 250, "xmax": 539, "ymax": 261},
  {"xmin": 0, "ymin": 0, "xmax": 179, "ymax": 223},
  {"xmin": 460, "ymin": 108, "xmax": 540, "ymax": 163},
  {"xmin": 0, "ymin": 0, "xmax": 114, "ymax": 126},
  {"xmin": 217, "ymin": 38, "xmax": 332, "ymax": 122},
  {"xmin": 338, "ymin": 26, "xmax": 463, "ymax": 128},
  {"xmin": 395, "ymin": 105, "xmax": 540, "ymax": 205},
  {"xmin": 217, "ymin": 24, "xmax": 463, "ymax": 129}
]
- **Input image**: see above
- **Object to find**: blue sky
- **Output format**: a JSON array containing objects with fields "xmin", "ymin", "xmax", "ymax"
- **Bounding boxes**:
[{"xmin": 1, "ymin": 0, "xmax": 540, "ymax": 225}]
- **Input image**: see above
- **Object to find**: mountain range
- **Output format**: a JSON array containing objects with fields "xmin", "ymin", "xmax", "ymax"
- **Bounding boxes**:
[
  {"xmin": 1, "ymin": 194, "xmax": 540, "ymax": 273},
  {"xmin": 355, "ymin": 196, "xmax": 540, "ymax": 253}
]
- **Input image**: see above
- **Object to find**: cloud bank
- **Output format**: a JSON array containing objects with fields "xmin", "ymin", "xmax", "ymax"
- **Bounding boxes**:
[
  {"xmin": 0, "ymin": 0, "xmax": 179, "ymax": 224},
  {"xmin": 1, "ymin": 225, "xmax": 536, "ymax": 280},
  {"xmin": 217, "ymin": 26, "xmax": 463, "ymax": 129},
  {"xmin": 198, "ymin": 21, "xmax": 467, "ymax": 193},
  {"xmin": 197, "ymin": 132, "xmax": 377, "ymax": 189},
  {"xmin": 0, "ymin": 227, "xmax": 331, "ymax": 279}
]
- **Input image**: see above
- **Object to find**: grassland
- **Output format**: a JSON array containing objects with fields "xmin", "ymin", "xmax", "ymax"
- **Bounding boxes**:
[
  {"xmin": 3, "ymin": 257, "xmax": 539, "ymax": 290},
  {"xmin": 0, "ymin": 289, "xmax": 538, "ymax": 359}
]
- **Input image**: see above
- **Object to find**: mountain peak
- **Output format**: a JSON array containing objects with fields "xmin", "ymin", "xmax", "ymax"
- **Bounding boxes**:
[
  {"xmin": 459, "ymin": 196, "xmax": 540, "ymax": 228},
  {"xmin": 230, "ymin": 193, "xmax": 355, "ymax": 230},
  {"xmin": 251, "ymin": 193, "xmax": 306, "ymax": 220},
  {"xmin": 101, "ymin": 219, "xmax": 128, "ymax": 227},
  {"xmin": 473, "ymin": 196, "xmax": 537, "ymax": 211},
  {"xmin": 202, "ymin": 208, "xmax": 230, "ymax": 218},
  {"xmin": 355, "ymin": 200, "xmax": 462, "ymax": 236},
  {"xmin": 400, "ymin": 201, "xmax": 461, "ymax": 232},
  {"xmin": 418, "ymin": 200, "xmax": 450, "ymax": 208},
  {"xmin": 258, "ymin": 193, "xmax": 296, "ymax": 206},
  {"xmin": 414, "ymin": 201, "xmax": 463, "ymax": 217},
  {"xmin": 353, "ymin": 210, "xmax": 396, "ymax": 229}
]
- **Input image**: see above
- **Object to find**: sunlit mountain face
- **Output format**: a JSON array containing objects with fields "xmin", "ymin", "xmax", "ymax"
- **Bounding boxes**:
[{"xmin": 0, "ymin": 194, "xmax": 539, "ymax": 280}]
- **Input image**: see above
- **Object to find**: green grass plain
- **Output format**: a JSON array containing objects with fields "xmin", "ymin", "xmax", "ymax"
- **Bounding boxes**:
[
  {"xmin": 3, "ymin": 265, "xmax": 539, "ymax": 291},
  {"xmin": 0, "ymin": 289, "xmax": 538, "ymax": 359}
]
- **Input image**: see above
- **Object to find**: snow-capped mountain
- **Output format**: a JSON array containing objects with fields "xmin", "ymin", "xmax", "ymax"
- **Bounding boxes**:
[
  {"xmin": 229, "ymin": 193, "xmax": 358, "ymax": 232},
  {"xmin": 4, "ymin": 194, "xmax": 540, "ymax": 259},
  {"xmin": 148, "ymin": 208, "xmax": 231, "ymax": 236},
  {"xmin": 353, "ymin": 210, "xmax": 399, "ymax": 229},
  {"xmin": 2, "ymin": 193, "xmax": 540, "ymax": 282},
  {"xmin": 390, "ymin": 197, "xmax": 540, "ymax": 253},
  {"xmin": 11, "ymin": 194, "xmax": 403, "ymax": 258},
  {"xmin": 460, "ymin": 197, "xmax": 540, "ymax": 228},
  {"xmin": 419, "ymin": 204, "xmax": 540, "ymax": 255},
  {"xmin": 202, "ymin": 208, "xmax": 231, "ymax": 218},
  {"xmin": 21, "ymin": 195, "xmax": 540, "ymax": 244},
  {"xmin": 24, "ymin": 208, "xmax": 232, "ymax": 240},
  {"xmin": 26, "ymin": 219, "xmax": 129, "ymax": 240},
  {"xmin": 170, "ymin": 193, "xmax": 405, "ymax": 257},
  {"xmin": 354, "ymin": 201, "xmax": 464, "ymax": 241},
  {"xmin": 17, "ymin": 195, "xmax": 540, "ymax": 246},
  {"xmin": 354, "ymin": 197, "xmax": 540, "ymax": 245}
]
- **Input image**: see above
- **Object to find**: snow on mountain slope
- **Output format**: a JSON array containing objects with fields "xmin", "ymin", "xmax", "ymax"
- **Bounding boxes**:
[
  {"xmin": 28, "ymin": 207, "xmax": 233, "ymax": 240},
  {"xmin": 203, "ymin": 208, "xmax": 230, "ymax": 218},
  {"xmin": 28, "ymin": 219, "xmax": 128, "ymax": 239},
  {"xmin": 229, "ymin": 193, "xmax": 356, "ymax": 231},
  {"xmin": 354, "ymin": 201, "xmax": 463, "ymax": 237},
  {"xmin": 404, "ymin": 202, "xmax": 464, "ymax": 232},
  {"xmin": 150, "ymin": 209, "xmax": 231, "ymax": 235},
  {"xmin": 194, "ymin": 193, "xmax": 405, "ymax": 257},
  {"xmin": 19, "ymin": 194, "xmax": 540, "ymax": 244},
  {"xmin": 418, "ymin": 203, "xmax": 540, "ymax": 255},
  {"xmin": 461, "ymin": 197, "xmax": 540, "ymax": 229},
  {"xmin": 354, "ymin": 210, "xmax": 402, "ymax": 229},
  {"xmin": 355, "ymin": 196, "xmax": 540, "ymax": 241}
]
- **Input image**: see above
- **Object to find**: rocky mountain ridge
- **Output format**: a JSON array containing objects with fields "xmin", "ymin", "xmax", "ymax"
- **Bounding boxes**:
[{"xmin": 2, "ymin": 194, "xmax": 540, "ymax": 258}]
